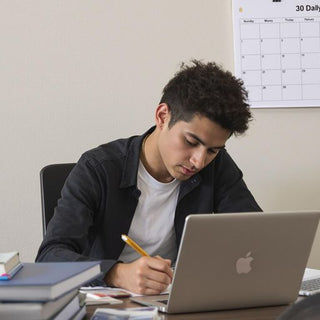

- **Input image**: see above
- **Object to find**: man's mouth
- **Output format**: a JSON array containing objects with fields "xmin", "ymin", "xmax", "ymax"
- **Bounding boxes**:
[{"xmin": 181, "ymin": 166, "xmax": 196, "ymax": 176}]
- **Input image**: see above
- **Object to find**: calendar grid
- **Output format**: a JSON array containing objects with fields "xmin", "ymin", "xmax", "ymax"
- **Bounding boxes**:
[{"xmin": 237, "ymin": 15, "xmax": 320, "ymax": 107}]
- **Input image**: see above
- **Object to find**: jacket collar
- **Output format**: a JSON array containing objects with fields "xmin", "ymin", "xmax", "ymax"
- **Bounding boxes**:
[{"xmin": 120, "ymin": 126, "xmax": 155, "ymax": 189}]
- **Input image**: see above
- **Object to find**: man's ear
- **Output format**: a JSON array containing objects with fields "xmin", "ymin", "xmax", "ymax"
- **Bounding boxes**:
[{"xmin": 155, "ymin": 103, "xmax": 170, "ymax": 129}]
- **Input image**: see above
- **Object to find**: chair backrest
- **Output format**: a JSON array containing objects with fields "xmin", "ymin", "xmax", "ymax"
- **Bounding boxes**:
[{"xmin": 40, "ymin": 163, "xmax": 76, "ymax": 238}]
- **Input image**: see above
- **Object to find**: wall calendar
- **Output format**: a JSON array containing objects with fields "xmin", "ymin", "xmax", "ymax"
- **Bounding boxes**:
[{"xmin": 232, "ymin": 0, "xmax": 320, "ymax": 108}]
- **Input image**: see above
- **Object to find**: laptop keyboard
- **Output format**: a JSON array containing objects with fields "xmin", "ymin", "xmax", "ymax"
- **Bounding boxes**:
[{"xmin": 300, "ymin": 278, "xmax": 320, "ymax": 294}]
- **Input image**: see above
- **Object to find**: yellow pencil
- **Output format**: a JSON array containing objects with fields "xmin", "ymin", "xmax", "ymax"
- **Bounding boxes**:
[{"xmin": 121, "ymin": 234, "xmax": 149, "ymax": 257}]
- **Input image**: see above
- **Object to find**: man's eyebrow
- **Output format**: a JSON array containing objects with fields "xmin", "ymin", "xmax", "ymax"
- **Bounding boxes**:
[{"xmin": 186, "ymin": 132, "xmax": 225, "ymax": 149}]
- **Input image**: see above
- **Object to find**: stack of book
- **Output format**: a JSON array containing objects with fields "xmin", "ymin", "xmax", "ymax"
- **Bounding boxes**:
[
  {"xmin": 0, "ymin": 260, "xmax": 101, "ymax": 320},
  {"xmin": 0, "ymin": 251, "xmax": 23, "ymax": 280}
]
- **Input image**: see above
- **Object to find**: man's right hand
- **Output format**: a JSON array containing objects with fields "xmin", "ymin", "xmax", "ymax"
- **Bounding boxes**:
[{"xmin": 104, "ymin": 256, "xmax": 173, "ymax": 295}]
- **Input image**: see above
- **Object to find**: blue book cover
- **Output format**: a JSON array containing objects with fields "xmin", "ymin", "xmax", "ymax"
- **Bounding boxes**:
[{"xmin": 0, "ymin": 261, "xmax": 101, "ymax": 302}]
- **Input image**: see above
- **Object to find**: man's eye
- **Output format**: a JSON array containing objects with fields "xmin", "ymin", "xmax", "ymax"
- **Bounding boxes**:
[
  {"xmin": 185, "ymin": 138, "xmax": 197, "ymax": 147},
  {"xmin": 208, "ymin": 149, "xmax": 218, "ymax": 155}
]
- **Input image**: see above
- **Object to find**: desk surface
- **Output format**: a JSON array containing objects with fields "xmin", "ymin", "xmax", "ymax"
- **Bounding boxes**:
[{"xmin": 85, "ymin": 297, "xmax": 299, "ymax": 320}]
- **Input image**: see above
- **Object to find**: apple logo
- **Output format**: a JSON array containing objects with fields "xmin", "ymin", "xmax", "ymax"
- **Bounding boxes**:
[{"xmin": 236, "ymin": 252, "xmax": 254, "ymax": 274}]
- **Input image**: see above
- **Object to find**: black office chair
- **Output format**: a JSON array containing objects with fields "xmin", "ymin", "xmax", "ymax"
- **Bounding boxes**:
[
  {"xmin": 276, "ymin": 293, "xmax": 320, "ymax": 320},
  {"xmin": 40, "ymin": 163, "xmax": 76, "ymax": 238}
]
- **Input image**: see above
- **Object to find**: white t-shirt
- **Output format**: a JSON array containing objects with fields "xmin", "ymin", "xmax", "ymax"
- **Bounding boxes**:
[{"xmin": 118, "ymin": 161, "xmax": 180, "ymax": 264}]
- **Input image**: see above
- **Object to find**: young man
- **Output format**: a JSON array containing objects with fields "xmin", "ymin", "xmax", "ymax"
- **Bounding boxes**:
[{"xmin": 36, "ymin": 60, "xmax": 261, "ymax": 294}]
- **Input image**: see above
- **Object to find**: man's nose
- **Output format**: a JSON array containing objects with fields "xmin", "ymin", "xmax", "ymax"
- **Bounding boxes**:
[{"xmin": 190, "ymin": 149, "xmax": 206, "ymax": 170}]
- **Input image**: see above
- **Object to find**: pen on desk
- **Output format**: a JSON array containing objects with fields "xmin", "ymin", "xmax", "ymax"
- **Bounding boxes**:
[{"xmin": 121, "ymin": 234, "xmax": 150, "ymax": 257}]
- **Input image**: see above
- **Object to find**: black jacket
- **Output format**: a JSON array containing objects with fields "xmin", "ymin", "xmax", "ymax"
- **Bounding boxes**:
[{"xmin": 36, "ymin": 127, "xmax": 261, "ymax": 282}]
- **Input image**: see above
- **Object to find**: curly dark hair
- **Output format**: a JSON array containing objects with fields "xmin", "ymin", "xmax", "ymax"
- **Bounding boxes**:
[{"xmin": 160, "ymin": 60, "xmax": 252, "ymax": 135}]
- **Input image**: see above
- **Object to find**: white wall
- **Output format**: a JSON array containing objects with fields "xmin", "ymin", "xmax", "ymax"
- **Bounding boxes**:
[{"xmin": 1, "ymin": 1, "xmax": 320, "ymax": 267}]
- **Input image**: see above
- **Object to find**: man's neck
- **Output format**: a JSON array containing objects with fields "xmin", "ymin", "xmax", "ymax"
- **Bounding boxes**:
[{"xmin": 140, "ymin": 132, "xmax": 174, "ymax": 183}]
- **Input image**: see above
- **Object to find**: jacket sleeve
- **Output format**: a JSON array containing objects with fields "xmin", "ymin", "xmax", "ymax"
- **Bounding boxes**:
[
  {"xmin": 213, "ymin": 150, "xmax": 262, "ymax": 213},
  {"xmin": 35, "ymin": 154, "xmax": 117, "ymax": 285}
]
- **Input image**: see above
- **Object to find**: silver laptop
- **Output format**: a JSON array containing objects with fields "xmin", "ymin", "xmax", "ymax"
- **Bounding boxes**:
[{"xmin": 131, "ymin": 211, "xmax": 320, "ymax": 313}]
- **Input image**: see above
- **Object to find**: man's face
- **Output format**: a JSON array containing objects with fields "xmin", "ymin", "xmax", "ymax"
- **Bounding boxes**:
[{"xmin": 157, "ymin": 114, "xmax": 231, "ymax": 181}]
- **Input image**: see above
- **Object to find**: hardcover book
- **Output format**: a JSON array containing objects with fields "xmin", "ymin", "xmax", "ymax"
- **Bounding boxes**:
[
  {"xmin": 0, "ymin": 262, "xmax": 23, "ymax": 280},
  {"xmin": 0, "ymin": 289, "xmax": 78, "ymax": 320},
  {"xmin": 0, "ymin": 252, "xmax": 20, "ymax": 274},
  {"xmin": 0, "ymin": 261, "xmax": 101, "ymax": 301}
]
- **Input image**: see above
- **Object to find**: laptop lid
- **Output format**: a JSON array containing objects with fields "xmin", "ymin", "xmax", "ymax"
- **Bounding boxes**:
[{"xmin": 131, "ymin": 211, "xmax": 320, "ymax": 313}]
